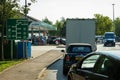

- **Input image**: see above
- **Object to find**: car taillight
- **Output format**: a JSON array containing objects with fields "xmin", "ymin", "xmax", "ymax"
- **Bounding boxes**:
[{"xmin": 66, "ymin": 55, "xmax": 70, "ymax": 61}]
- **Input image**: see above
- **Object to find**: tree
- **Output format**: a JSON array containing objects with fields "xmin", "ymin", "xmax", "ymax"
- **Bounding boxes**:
[
  {"xmin": 54, "ymin": 17, "xmax": 66, "ymax": 37},
  {"xmin": 42, "ymin": 17, "xmax": 53, "ymax": 25},
  {"xmin": 94, "ymin": 14, "xmax": 113, "ymax": 35},
  {"xmin": 59, "ymin": 17, "xmax": 66, "ymax": 37},
  {"xmin": 42, "ymin": 17, "xmax": 57, "ymax": 36},
  {"xmin": 114, "ymin": 18, "xmax": 120, "ymax": 36}
]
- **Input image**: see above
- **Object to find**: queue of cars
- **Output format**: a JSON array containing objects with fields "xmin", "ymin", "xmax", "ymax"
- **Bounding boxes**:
[
  {"xmin": 48, "ymin": 34, "xmax": 120, "ymax": 80},
  {"xmin": 61, "ymin": 42, "xmax": 120, "ymax": 80}
]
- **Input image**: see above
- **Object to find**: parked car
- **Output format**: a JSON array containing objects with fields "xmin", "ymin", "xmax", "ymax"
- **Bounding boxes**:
[
  {"xmin": 47, "ymin": 36, "xmax": 66, "ymax": 45},
  {"xmin": 47, "ymin": 36, "xmax": 58, "ymax": 44},
  {"xmin": 53, "ymin": 37, "xmax": 66, "ymax": 45},
  {"xmin": 115, "ymin": 36, "xmax": 120, "ymax": 42},
  {"xmin": 95, "ymin": 35, "xmax": 103, "ymax": 44},
  {"xmin": 62, "ymin": 43, "xmax": 93, "ymax": 75},
  {"xmin": 67, "ymin": 51, "xmax": 120, "ymax": 80}
]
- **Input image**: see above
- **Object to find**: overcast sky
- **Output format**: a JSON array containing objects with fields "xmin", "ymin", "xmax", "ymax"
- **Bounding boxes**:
[{"xmin": 21, "ymin": 0, "xmax": 120, "ymax": 23}]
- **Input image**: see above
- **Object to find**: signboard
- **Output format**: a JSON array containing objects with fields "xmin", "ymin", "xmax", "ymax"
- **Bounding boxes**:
[{"xmin": 6, "ymin": 19, "xmax": 28, "ymax": 40}]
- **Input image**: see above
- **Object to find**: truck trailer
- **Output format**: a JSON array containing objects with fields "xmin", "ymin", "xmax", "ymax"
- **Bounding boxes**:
[{"xmin": 66, "ymin": 18, "xmax": 96, "ymax": 51}]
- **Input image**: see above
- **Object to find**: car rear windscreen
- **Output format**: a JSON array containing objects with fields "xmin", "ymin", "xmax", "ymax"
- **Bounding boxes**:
[{"xmin": 67, "ymin": 45, "xmax": 92, "ymax": 53}]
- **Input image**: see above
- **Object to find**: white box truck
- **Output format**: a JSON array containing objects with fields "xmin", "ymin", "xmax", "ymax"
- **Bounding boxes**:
[{"xmin": 66, "ymin": 18, "xmax": 96, "ymax": 51}]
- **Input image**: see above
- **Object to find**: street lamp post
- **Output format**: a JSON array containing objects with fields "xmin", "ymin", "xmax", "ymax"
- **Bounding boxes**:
[
  {"xmin": 112, "ymin": 4, "xmax": 115, "ymax": 32},
  {"xmin": 25, "ymin": 0, "xmax": 27, "ymax": 17},
  {"xmin": 112, "ymin": 4, "xmax": 115, "ymax": 21},
  {"xmin": 25, "ymin": 0, "xmax": 31, "ymax": 17}
]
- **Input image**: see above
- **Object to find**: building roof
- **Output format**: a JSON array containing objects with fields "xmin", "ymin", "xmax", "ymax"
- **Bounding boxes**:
[{"xmin": 21, "ymin": 14, "xmax": 56, "ymax": 31}]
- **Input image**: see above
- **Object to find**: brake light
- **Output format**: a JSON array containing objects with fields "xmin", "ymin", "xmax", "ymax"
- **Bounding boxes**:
[{"xmin": 66, "ymin": 55, "xmax": 70, "ymax": 61}]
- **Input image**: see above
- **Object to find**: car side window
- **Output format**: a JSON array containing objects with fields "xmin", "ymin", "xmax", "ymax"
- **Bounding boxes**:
[
  {"xmin": 80, "ymin": 54, "xmax": 100, "ymax": 71},
  {"xmin": 95, "ymin": 57, "xmax": 114, "ymax": 76}
]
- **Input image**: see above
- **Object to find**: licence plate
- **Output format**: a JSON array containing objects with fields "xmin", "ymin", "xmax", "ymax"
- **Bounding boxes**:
[{"xmin": 75, "ymin": 57, "xmax": 82, "ymax": 60}]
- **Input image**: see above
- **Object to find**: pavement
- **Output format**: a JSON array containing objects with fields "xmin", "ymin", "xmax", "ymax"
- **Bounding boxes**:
[{"xmin": 0, "ymin": 45, "xmax": 65, "ymax": 80}]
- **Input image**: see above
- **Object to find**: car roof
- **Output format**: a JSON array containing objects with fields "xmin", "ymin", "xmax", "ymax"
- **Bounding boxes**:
[
  {"xmin": 68, "ymin": 43, "xmax": 91, "ymax": 46},
  {"xmin": 105, "ymin": 32, "xmax": 114, "ymax": 34},
  {"xmin": 93, "ymin": 51, "xmax": 120, "ymax": 61}
]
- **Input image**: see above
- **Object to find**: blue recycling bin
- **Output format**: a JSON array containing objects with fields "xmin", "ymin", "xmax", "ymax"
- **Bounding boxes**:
[{"xmin": 17, "ymin": 42, "xmax": 31, "ymax": 59}]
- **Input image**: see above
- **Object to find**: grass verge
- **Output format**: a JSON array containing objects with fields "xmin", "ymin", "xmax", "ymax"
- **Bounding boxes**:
[{"xmin": 0, "ymin": 59, "xmax": 24, "ymax": 72}]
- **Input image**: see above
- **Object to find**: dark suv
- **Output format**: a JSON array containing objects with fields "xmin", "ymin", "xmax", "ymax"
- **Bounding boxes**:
[
  {"xmin": 103, "ymin": 32, "xmax": 116, "ymax": 46},
  {"xmin": 62, "ymin": 43, "xmax": 93, "ymax": 75},
  {"xmin": 68, "ymin": 51, "xmax": 120, "ymax": 80}
]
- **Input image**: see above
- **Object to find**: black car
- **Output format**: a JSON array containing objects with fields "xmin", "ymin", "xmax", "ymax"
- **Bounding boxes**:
[
  {"xmin": 47, "ymin": 36, "xmax": 57, "ymax": 44},
  {"xmin": 53, "ymin": 37, "xmax": 66, "ymax": 45},
  {"xmin": 67, "ymin": 51, "xmax": 120, "ymax": 80},
  {"xmin": 47, "ymin": 36, "xmax": 66, "ymax": 45},
  {"xmin": 62, "ymin": 43, "xmax": 93, "ymax": 75}
]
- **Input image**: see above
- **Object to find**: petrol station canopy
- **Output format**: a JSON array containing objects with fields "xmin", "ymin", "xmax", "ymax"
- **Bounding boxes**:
[{"xmin": 29, "ymin": 21, "xmax": 57, "ymax": 31}]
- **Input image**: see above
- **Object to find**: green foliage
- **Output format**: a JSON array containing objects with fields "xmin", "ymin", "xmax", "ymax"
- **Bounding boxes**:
[
  {"xmin": 42, "ymin": 17, "xmax": 66, "ymax": 37},
  {"xmin": 0, "ymin": 0, "xmax": 20, "ymax": 20},
  {"xmin": 114, "ymin": 18, "xmax": 120, "ymax": 36},
  {"xmin": 0, "ymin": 60, "xmax": 24, "ymax": 72},
  {"xmin": 54, "ymin": 17, "xmax": 66, "ymax": 37},
  {"xmin": 94, "ymin": 14, "xmax": 113, "ymax": 35},
  {"xmin": 42, "ymin": 17, "xmax": 53, "ymax": 25}
]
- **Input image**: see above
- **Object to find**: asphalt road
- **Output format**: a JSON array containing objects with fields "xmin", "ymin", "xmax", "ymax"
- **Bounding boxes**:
[
  {"xmin": 41, "ymin": 43, "xmax": 120, "ymax": 80},
  {"xmin": 42, "ymin": 59, "xmax": 67, "ymax": 80}
]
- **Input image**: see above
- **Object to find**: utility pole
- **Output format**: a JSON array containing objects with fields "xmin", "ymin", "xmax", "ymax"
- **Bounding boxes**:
[{"xmin": 1, "ymin": 0, "xmax": 6, "ymax": 60}]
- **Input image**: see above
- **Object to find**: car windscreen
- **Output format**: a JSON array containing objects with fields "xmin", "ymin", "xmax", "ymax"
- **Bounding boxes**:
[
  {"xmin": 105, "ymin": 34, "xmax": 115, "ymax": 39},
  {"xmin": 67, "ymin": 45, "xmax": 92, "ymax": 53}
]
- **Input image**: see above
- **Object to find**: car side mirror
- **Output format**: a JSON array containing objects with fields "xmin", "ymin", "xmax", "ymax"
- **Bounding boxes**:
[
  {"xmin": 71, "ymin": 63, "xmax": 77, "ymax": 70},
  {"xmin": 72, "ymin": 63, "xmax": 77, "ymax": 68}
]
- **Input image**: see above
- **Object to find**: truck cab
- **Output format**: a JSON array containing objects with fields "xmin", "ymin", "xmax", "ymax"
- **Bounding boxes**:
[{"xmin": 103, "ymin": 32, "xmax": 116, "ymax": 46}]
